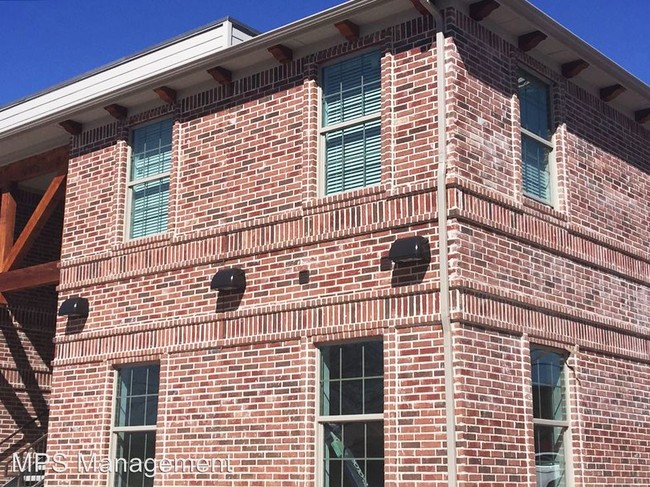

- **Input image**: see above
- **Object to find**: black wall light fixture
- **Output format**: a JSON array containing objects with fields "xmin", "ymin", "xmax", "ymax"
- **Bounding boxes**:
[
  {"xmin": 58, "ymin": 297, "xmax": 89, "ymax": 318},
  {"xmin": 388, "ymin": 236, "xmax": 430, "ymax": 264},
  {"xmin": 210, "ymin": 268, "xmax": 246, "ymax": 291}
]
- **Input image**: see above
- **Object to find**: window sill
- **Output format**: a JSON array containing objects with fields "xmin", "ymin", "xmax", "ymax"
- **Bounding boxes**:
[
  {"xmin": 302, "ymin": 184, "xmax": 388, "ymax": 214},
  {"xmin": 522, "ymin": 195, "xmax": 566, "ymax": 221},
  {"xmin": 115, "ymin": 232, "xmax": 172, "ymax": 253}
]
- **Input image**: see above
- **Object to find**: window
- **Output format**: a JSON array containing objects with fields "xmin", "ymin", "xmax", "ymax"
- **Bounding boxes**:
[
  {"xmin": 319, "ymin": 341, "xmax": 384, "ymax": 487},
  {"xmin": 321, "ymin": 51, "xmax": 381, "ymax": 195},
  {"xmin": 531, "ymin": 347, "xmax": 569, "ymax": 487},
  {"xmin": 518, "ymin": 71, "xmax": 553, "ymax": 204},
  {"xmin": 112, "ymin": 364, "xmax": 160, "ymax": 487},
  {"xmin": 128, "ymin": 119, "xmax": 173, "ymax": 239}
]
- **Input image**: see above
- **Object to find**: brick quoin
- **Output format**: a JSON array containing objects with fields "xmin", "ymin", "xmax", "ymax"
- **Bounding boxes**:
[{"xmin": 0, "ymin": 1, "xmax": 648, "ymax": 486}]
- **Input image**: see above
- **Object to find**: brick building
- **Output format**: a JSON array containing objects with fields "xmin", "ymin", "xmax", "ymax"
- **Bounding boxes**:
[{"xmin": 0, "ymin": 0, "xmax": 648, "ymax": 485}]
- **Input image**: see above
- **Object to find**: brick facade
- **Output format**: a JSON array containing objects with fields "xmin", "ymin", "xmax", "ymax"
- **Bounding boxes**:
[{"xmin": 1, "ymin": 2, "xmax": 648, "ymax": 486}]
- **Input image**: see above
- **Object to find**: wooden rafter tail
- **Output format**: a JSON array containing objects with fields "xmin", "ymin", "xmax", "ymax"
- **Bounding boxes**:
[{"xmin": 2, "ymin": 174, "xmax": 66, "ymax": 272}]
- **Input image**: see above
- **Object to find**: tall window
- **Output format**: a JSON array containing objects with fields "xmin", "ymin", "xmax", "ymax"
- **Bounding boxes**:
[
  {"xmin": 321, "ymin": 51, "xmax": 381, "ymax": 195},
  {"xmin": 128, "ymin": 119, "xmax": 173, "ymax": 239},
  {"xmin": 319, "ymin": 341, "xmax": 384, "ymax": 487},
  {"xmin": 113, "ymin": 364, "xmax": 160, "ymax": 487},
  {"xmin": 519, "ymin": 71, "xmax": 553, "ymax": 204},
  {"xmin": 531, "ymin": 347, "xmax": 569, "ymax": 487}
]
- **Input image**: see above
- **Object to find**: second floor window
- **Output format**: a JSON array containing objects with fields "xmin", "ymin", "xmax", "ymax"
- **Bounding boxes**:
[
  {"xmin": 519, "ymin": 71, "xmax": 554, "ymax": 204},
  {"xmin": 321, "ymin": 51, "xmax": 381, "ymax": 195},
  {"xmin": 128, "ymin": 119, "xmax": 173, "ymax": 239}
]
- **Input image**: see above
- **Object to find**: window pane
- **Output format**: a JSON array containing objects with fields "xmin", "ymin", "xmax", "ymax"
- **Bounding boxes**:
[
  {"xmin": 131, "ymin": 119, "xmax": 173, "ymax": 180},
  {"xmin": 323, "ymin": 422, "xmax": 384, "ymax": 487},
  {"xmin": 130, "ymin": 177, "xmax": 170, "ymax": 238},
  {"xmin": 364, "ymin": 342, "xmax": 383, "ymax": 378},
  {"xmin": 531, "ymin": 348, "xmax": 566, "ymax": 421},
  {"xmin": 364, "ymin": 378, "xmax": 383, "ymax": 414},
  {"xmin": 323, "ymin": 51, "xmax": 381, "ymax": 126},
  {"xmin": 518, "ymin": 72, "xmax": 551, "ymax": 140},
  {"xmin": 341, "ymin": 379, "xmax": 364, "ymax": 415},
  {"xmin": 321, "ymin": 380, "xmax": 341, "ymax": 416},
  {"xmin": 321, "ymin": 342, "xmax": 384, "ymax": 415},
  {"xmin": 341, "ymin": 344, "xmax": 363, "ymax": 379},
  {"xmin": 325, "ymin": 119, "xmax": 381, "ymax": 195},
  {"xmin": 114, "ymin": 431, "xmax": 156, "ymax": 487},
  {"xmin": 522, "ymin": 135, "xmax": 551, "ymax": 202},
  {"xmin": 115, "ymin": 365, "xmax": 160, "ymax": 427},
  {"xmin": 534, "ymin": 425, "xmax": 567, "ymax": 487}
]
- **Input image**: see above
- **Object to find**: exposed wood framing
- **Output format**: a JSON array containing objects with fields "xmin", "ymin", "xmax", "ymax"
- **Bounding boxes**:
[
  {"xmin": 335, "ymin": 20, "xmax": 360, "ymax": 42},
  {"xmin": 0, "ymin": 186, "xmax": 17, "ymax": 304},
  {"xmin": 154, "ymin": 86, "xmax": 177, "ymax": 105},
  {"xmin": 59, "ymin": 120, "xmax": 83, "ymax": 136},
  {"xmin": 518, "ymin": 31, "xmax": 547, "ymax": 52},
  {"xmin": 0, "ymin": 147, "xmax": 68, "ymax": 300},
  {"xmin": 409, "ymin": 0, "xmax": 431, "ymax": 16},
  {"xmin": 268, "ymin": 44, "xmax": 293, "ymax": 64},
  {"xmin": 0, "ymin": 146, "xmax": 68, "ymax": 184},
  {"xmin": 2, "ymin": 173, "xmax": 66, "ymax": 272},
  {"xmin": 635, "ymin": 108, "xmax": 650, "ymax": 124},
  {"xmin": 104, "ymin": 104, "xmax": 128, "ymax": 120},
  {"xmin": 469, "ymin": 0, "xmax": 500, "ymax": 21},
  {"xmin": 561, "ymin": 59, "xmax": 589, "ymax": 79},
  {"xmin": 0, "ymin": 261, "xmax": 60, "ymax": 293},
  {"xmin": 599, "ymin": 84, "xmax": 626, "ymax": 102},
  {"xmin": 207, "ymin": 66, "xmax": 233, "ymax": 85}
]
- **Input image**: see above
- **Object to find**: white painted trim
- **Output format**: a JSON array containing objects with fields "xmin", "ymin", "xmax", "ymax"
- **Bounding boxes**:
[{"xmin": 0, "ymin": 26, "xmax": 231, "ymax": 138}]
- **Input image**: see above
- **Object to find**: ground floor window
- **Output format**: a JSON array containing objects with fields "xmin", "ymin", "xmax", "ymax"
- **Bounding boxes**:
[
  {"xmin": 112, "ymin": 364, "xmax": 160, "ymax": 487},
  {"xmin": 531, "ymin": 347, "xmax": 570, "ymax": 487},
  {"xmin": 319, "ymin": 341, "xmax": 384, "ymax": 486}
]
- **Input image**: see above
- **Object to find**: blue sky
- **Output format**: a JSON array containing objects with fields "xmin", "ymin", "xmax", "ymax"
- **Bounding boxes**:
[{"xmin": 0, "ymin": 0, "xmax": 648, "ymax": 106}]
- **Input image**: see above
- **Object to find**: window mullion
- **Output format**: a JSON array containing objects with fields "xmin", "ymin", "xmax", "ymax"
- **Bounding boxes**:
[
  {"xmin": 320, "ymin": 113, "xmax": 381, "ymax": 134},
  {"xmin": 128, "ymin": 172, "xmax": 170, "ymax": 188},
  {"xmin": 521, "ymin": 128, "xmax": 553, "ymax": 148}
]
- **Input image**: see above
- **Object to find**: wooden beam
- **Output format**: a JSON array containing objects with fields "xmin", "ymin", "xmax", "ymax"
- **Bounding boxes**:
[
  {"xmin": 335, "ymin": 20, "xmax": 360, "ymax": 42},
  {"xmin": 635, "ymin": 108, "xmax": 650, "ymax": 124},
  {"xmin": 0, "ymin": 146, "xmax": 68, "ymax": 184},
  {"xmin": 561, "ymin": 59, "xmax": 589, "ymax": 79},
  {"xmin": 59, "ymin": 120, "xmax": 82, "ymax": 136},
  {"xmin": 518, "ymin": 31, "xmax": 547, "ymax": 52},
  {"xmin": 104, "ymin": 104, "xmax": 128, "ymax": 120},
  {"xmin": 599, "ymin": 84, "xmax": 626, "ymax": 102},
  {"xmin": 0, "ymin": 261, "xmax": 60, "ymax": 293},
  {"xmin": 409, "ymin": 0, "xmax": 431, "ymax": 16},
  {"xmin": 469, "ymin": 0, "xmax": 500, "ymax": 21},
  {"xmin": 2, "ymin": 174, "xmax": 66, "ymax": 272},
  {"xmin": 153, "ymin": 86, "xmax": 177, "ymax": 105},
  {"xmin": 268, "ymin": 44, "xmax": 293, "ymax": 64},
  {"xmin": 0, "ymin": 185, "xmax": 17, "ymax": 264},
  {"xmin": 207, "ymin": 66, "xmax": 232, "ymax": 85}
]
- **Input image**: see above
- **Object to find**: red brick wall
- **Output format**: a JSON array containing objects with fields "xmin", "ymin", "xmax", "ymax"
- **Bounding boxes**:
[{"xmin": 43, "ymin": 7, "xmax": 650, "ymax": 487}]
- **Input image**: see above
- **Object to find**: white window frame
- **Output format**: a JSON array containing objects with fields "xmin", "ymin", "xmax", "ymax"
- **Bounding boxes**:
[
  {"xmin": 530, "ymin": 346, "xmax": 574, "ymax": 487},
  {"xmin": 108, "ymin": 363, "xmax": 159, "ymax": 487},
  {"xmin": 318, "ymin": 51, "xmax": 382, "ymax": 196},
  {"xmin": 315, "ymin": 340, "xmax": 384, "ymax": 487},
  {"xmin": 518, "ymin": 70, "xmax": 557, "ymax": 206},
  {"xmin": 126, "ymin": 118, "xmax": 173, "ymax": 240}
]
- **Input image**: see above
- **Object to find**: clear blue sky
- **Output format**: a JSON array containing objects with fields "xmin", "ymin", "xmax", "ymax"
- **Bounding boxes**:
[{"xmin": 0, "ymin": 0, "xmax": 648, "ymax": 107}]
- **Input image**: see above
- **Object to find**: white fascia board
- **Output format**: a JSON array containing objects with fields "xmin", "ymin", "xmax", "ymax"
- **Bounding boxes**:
[
  {"xmin": 0, "ymin": 22, "xmax": 231, "ymax": 138},
  {"xmin": 499, "ymin": 0, "xmax": 650, "ymax": 100}
]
